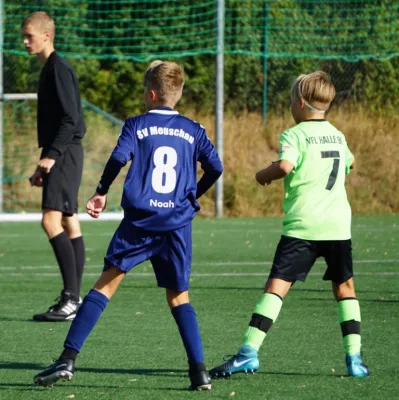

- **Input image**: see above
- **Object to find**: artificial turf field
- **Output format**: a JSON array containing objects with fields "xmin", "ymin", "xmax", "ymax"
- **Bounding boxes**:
[{"xmin": 0, "ymin": 216, "xmax": 398, "ymax": 400}]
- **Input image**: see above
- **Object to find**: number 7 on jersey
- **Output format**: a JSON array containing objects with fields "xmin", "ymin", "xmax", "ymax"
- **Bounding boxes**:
[{"xmin": 321, "ymin": 151, "xmax": 340, "ymax": 190}]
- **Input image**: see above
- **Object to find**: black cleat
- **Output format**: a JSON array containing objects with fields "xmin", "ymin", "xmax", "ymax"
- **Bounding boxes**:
[
  {"xmin": 189, "ymin": 368, "xmax": 211, "ymax": 391},
  {"xmin": 34, "ymin": 359, "xmax": 75, "ymax": 387},
  {"xmin": 33, "ymin": 291, "xmax": 80, "ymax": 322}
]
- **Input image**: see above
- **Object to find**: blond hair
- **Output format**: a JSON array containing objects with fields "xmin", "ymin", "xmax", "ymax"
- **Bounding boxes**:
[
  {"xmin": 290, "ymin": 71, "xmax": 335, "ymax": 113},
  {"xmin": 22, "ymin": 11, "xmax": 55, "ymax": 38},
  {"xmin": 144, "ymin": 60, "xmax": 184, "ymax": 106}
]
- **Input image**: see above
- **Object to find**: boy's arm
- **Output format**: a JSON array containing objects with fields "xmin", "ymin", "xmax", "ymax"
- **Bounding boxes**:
[
  {"xmin": 86, "ymin": 122, "xmax": 135, "ymax": 218},
  {"xmin": 44, "ymin": 63, "xmax": 82, "ymax": 163},
  {"xmin": 255, "ymin": 160, "xmax": 294, "ymax": 186},
  {"xmin": 256, "ymin": 130, "xmax": 299, "ymax": 186},
  {"xmin": 196, "ymin": 130, "xmax": 223, "ymax": 199}
]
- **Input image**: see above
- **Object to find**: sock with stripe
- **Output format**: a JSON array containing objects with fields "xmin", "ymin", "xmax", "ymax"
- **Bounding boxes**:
[
  {"xmin": 337, "ymin": 297, "xmax": 362, "ymax": 355},
  {"xmin": 239, "ymin": 292, "xmax": 283, "ymax": 354},
  {"xmin": 61, "ymin": 289, "xmax": 109, "ymax": 358}
]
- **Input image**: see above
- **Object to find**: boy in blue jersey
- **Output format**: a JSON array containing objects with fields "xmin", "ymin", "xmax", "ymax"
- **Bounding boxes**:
[{"xmin": 34, "ymin": 60, "xmax": 223, "ymax": 391}]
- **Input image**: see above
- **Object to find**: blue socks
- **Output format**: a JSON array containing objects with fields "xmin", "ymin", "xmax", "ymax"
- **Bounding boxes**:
[
  {"xmin": 63, "ymin": 293, "xmax": 203, "ymax": 367},
  {"xmin": 64, "ymin": 289, "xmax": 109, "ymax": 353},
  {"xmin": 171, "ymin": 303, "xmax": 204, "ymax": 365}
]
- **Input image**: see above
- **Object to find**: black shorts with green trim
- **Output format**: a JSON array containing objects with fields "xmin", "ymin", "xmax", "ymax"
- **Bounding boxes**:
[
  {"xmin": 269, "ymin": 235, "xmax": 353, "ymax": 284},
  {"xmin": 42, "ymin": 143, "xmax": 84, "ymax": 216}
]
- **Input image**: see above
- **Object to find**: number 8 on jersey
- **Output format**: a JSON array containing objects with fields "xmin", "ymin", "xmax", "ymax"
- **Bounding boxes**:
[{"xmin": 151, "ymin": 146, "xmax": 178, "ymax": 194}]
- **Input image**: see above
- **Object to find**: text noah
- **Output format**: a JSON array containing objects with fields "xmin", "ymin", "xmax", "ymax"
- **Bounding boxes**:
[{"xmin": 150, "ymin": 199, "xmax": 175, "ymax": 208}]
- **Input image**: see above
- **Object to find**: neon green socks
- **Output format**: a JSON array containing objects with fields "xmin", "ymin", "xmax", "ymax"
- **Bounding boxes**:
[
  {"xmin": 338, "ymin": 298, "xmax": 362, "ymax": 355},
  {"xmin": 241, "ymin": 293, "xmax": 283, "ymax": 352}
]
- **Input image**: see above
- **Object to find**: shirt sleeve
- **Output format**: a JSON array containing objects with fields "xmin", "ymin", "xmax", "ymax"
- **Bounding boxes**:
[
  {"xmin": 278, "ymin": 129, "xmax": 301, "ymax": 168},
  {"xmin": 96, "ymin": 121, "xmax": 135, "ymax": 195},
  {"xmin": 46, "ymin": 62, "xmax": 81, "ymax": 161},
  {"xmin": 196, "ymin": 128, "xmax": 223, "ymax": 199}
]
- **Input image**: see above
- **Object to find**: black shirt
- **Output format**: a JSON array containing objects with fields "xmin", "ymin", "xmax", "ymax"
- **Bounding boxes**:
[{"xmin": 37, "ymin": 51, "xmax": 86, "ymax": 161}]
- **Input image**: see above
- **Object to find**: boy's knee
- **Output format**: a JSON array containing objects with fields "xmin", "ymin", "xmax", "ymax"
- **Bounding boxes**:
[
  {"xmin": 62, "ymin": 215, "xmax": 82, "ymax": 238},
  {"xmin": 333, "ymin": 278, "xmax": 356, "ymax": 300},
  {"xmin": 41, "ymin": 211, "xmax": 63, "ymax": 238},
  {"xmin": 166, "ymin": 289, "xmax": 189, "ymax": 309}
]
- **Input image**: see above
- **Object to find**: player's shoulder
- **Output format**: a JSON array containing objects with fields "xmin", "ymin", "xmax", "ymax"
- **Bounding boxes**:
[
  {"xmin": 50, "ymin": 52, "xmax": 76, "ymax": 75},
  {"xmin": 123, "ymin": 115, "xmax": 140, "ymax": 129},
  {"xmin": 279, "ymin": 123, "xmax": 303, "ymax": 142},
  {"xmin": 179, "ymin": 115, "xmax": 208, "ymax": 140}
]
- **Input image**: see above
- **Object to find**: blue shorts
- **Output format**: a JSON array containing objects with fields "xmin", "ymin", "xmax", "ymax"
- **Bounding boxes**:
[{"xmin": 104, "ymin": 218, "xmax": 192, "ymax": 291}]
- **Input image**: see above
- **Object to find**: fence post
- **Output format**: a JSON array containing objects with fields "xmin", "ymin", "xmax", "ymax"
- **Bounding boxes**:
[
  {"xmin": 262, "ymin": 2, "xmax": 268, "ymax": 124},
  {"xmin": 0, "ymin": 0, "xmax": 4, "ymax": 213},
  {"xmin": 215, "ymin": 0, "xmax": 224, "ymax": 217}
]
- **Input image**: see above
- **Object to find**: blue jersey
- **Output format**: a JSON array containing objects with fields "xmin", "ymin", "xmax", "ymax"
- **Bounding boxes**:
[{"xmin": 97, "ymin": 107, "xmax": 223, "ymax": 231}]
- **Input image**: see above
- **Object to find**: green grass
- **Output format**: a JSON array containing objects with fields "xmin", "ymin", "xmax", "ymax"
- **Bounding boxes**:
[{"xmin": 0, "ymin": 216, "xmax": 398, "ymax": 399}]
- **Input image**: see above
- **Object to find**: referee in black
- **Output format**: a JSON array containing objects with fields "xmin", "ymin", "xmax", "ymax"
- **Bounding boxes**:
[{"xmin": 22, "ymin": 11, "xmax": 86, "ymax": 321}]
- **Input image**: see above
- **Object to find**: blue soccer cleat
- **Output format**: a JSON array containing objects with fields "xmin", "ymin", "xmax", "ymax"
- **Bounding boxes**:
[
  {"xmin": 346, "ymin": 353, "xmax": 370, "ymax": 377},
  {"xmin": 210, "ymin": 346, "xmax": 259, "ymax": 378}
]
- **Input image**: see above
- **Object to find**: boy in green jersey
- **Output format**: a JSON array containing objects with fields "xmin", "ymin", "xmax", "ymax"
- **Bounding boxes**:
[{"xmin": 210, "ymin": 71, "xmax": 369, "ymax": 378}]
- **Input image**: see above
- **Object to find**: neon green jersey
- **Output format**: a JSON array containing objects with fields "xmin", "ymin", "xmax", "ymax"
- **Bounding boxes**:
[{"xmin": 278, "ymin": 120, "xmax": 354, "ymax": 240}]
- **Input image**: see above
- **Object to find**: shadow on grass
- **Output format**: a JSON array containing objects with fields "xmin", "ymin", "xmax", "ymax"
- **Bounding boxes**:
[
  {"xmin": 0, "ymin": 361, "xmax": 186, "ymax": 376},
  {"xmin": 0, "ymin": 382, "xmax": 121, "ymax": 390},
  {"xmin": 300, "ymin": 297, "xmax": 399, "ymax": 303},
  {"xmin": 257, "ymin": 370, "xmax": 332, "ymax": 377},
  {"xmin": 0, "ymin": 317, "xmax": 35, "ymax": 322},
  {"xmin": 121, "ymin": 285, "xmax": 399, "ymax": 296},
  {"xmin": 292, "ymin": 288, "xmax": 399, "ymax": 295}
]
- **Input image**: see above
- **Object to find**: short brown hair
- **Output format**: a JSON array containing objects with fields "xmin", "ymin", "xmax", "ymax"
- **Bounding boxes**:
[
  {"xmin": 22, "ymin": 11, "xmax": 55, "ymax": 37},
  {"xmin": 144, "ymin": 60, "xmax": 184, "ymax": 105},
  {"xmin": 290, "ymin": 71, "xmax": 335, "ymax": 110}
]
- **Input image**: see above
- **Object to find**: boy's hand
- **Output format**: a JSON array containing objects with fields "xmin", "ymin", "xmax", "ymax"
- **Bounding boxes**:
[
  {"xmin": 86, "ymin": 192, "xmax": 107, "ymax": 219},
  {"xmin": 29, "ymin": 170, "xmax": 43, "ymax": 187},
  {"xmin": 38, "ymin": 158, "xmax": 56, "ymax": 174}
]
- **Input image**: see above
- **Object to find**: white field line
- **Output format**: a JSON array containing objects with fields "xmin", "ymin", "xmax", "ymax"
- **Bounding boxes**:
[
  {"xmin": 0, "ymin": 259, "xmax": 397, "ymax": 271},
  {"xmin": 0, "ymin": 225, "xmax": 398, "ymax": 238},
  {"xmin": 3, "ymin": 271, "xmax": 399, "ymax": 277}
]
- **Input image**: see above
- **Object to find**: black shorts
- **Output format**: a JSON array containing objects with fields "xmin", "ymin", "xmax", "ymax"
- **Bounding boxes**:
[
  {"xmin": 269, "ymin": 236, "xmax": 353, "ymax": 284},
  {"xmin": 42, "ymin": 143, "xmax": 84, "ymax": 216}
]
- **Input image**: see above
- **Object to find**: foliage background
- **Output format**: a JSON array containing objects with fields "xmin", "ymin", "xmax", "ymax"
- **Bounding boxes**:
[{"xmin": 2, "ymin": 0, "xmax": 398, "ymax": 214}]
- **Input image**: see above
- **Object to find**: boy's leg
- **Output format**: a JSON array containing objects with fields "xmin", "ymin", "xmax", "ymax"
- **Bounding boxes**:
[
  {"xmin": 33, "ymin": 209, "xmax": 79, "ymax": 322},
  {"xmin": 167, "ymin": 289, "xmax": 210, "ymax": 391},
  {"xmin": 241, "ymin": 279, "xmax": 290, "ymax": 352},
  {"xmin": 209, "ymin": 278, "xmax": 289, "ymax": 377},
  {"xmin": 62, "ymin": 144, "xmax": 85, "ymax": 297},
  {"xmin": 167, "ymin": 290, "xmax": 205, "ymax": 366},
  {"xmin": 324, "ymin": 239, "xmax": 369, "ymax": 377},
  {"xmin": 151, "ymin": 223, "xmax": 210, "ymax": 391},
  {"xmin": 210, "ymin": 236, "xmax": 317, "ymax": 378},
  {"xmin": 332, "ymin": 278, "xmax": 369, "ymax": 377},
  {"xmin": 34, "ymin": 266, "xmax": 125, "ymax": 386},
  {"xmin": 62, "ymin": 214, "xmax": 85, "ymax": 298}
]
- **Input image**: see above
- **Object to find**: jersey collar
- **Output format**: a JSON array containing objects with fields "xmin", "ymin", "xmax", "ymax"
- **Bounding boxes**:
[{"xmin": 148, "ymin": 107, "xmax": 179, "ymax": 115}]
